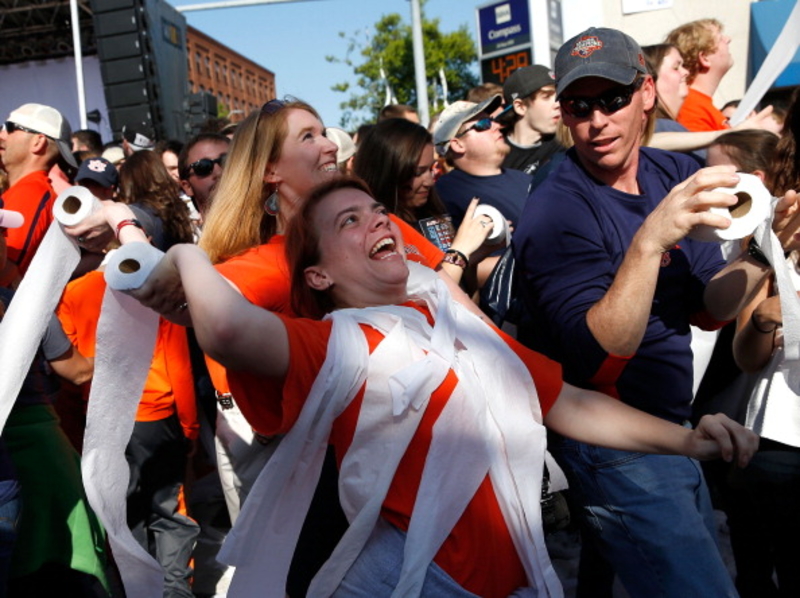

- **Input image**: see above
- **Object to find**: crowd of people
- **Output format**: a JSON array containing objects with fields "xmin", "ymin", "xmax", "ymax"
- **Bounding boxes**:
[{"xmin": 0, "ymin": 15, "xmax": 799, "ymax": 598}]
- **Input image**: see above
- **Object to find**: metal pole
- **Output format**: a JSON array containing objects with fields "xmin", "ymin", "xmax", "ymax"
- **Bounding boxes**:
[
  {"xmin": 70, "ymin": 0, "xmax": 87, "ymax": 129},
  {"xmin": 410, "ymin": 0, "xmax": 429, "ymax": 126}
]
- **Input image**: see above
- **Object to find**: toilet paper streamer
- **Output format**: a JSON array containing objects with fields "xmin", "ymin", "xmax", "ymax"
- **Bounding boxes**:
[
  {"xmin": 473, "ymin": 204, "xmax": 510, "ymax": 246},
  {"xmin": 0, "ymin": 188, "xmax": 165, "ymax": 597},
  {"xmin": 0, "ymin": 186, "xmax": 101, "ymax": 433},
  {"xmin": 754, "ymin": 217, "xmax": 800, "ymax": 396},
  {"xmin": 81, "ymin": 241, "xmax": 166, "ymax": 598},
  {"xmin": 688, "ymin": 174, "xmax": 774, "ymax": 243},
  {"xmin": 730, "ymin": 0, "xmax": 800, "ymax": 126}
]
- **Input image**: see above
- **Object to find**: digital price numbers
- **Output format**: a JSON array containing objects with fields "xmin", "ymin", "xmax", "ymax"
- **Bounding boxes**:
[{"xmin": 481, "ymin": 48, "xmax": 533, "ymax": 84}]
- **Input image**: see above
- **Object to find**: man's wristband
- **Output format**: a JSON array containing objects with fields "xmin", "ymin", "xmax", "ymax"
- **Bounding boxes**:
[
  {"xmin": 115, "ymin": 218, "xmax": 144, "ymax": 240},
  {"xmin": 441, "ymin": 248, "xmax": 469, "ymax": 269},
  {"xmin": 747, "ymin": 236, "xmax": 771, "ymax": 267}
]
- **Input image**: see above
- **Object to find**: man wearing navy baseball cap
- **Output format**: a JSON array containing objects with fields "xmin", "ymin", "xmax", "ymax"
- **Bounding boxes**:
[{"xmin": 514, "ymin": 27, "xmax": 798, "ymax": 597}]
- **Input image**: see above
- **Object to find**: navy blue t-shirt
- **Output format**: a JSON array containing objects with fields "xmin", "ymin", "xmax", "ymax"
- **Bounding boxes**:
[
  {"xmin": 513, "ymin": 147, "xmax": 726, "ymax": 422},
  {"xmin": 435, "ymin": 167, "xmax": 532, "ymax": 229}
]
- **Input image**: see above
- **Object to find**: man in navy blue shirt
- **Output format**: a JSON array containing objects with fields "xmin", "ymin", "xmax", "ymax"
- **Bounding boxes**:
[
  {"xmin": 432, "ymin": 95, "xmax": 532, "ymax": 231},
  {"xmin": 514, "ymin": 26, "xmax": 797, "ymax": 597}
]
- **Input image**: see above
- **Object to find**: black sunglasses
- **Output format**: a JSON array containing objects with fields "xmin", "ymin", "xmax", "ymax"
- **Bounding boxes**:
[
  {"xmin": 4, "ymin": 121, "xmax": 43, "ymax": 136},
  {"xmin": 187, "ymin": 154, "xmax": 227, "ymax": 178},
  {"xmin": 456, "ymin": 117, "xmax": 494, "ymax": 138},
  {"xmin": 260, "ymin": 99, "xmax": 286, "ymax": 116},
  {"xmin": 560, "ymin": 78, "xmax": 645, "ymax": 119}
]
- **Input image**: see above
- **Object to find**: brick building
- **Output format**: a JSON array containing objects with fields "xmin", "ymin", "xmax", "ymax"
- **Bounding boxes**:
[{"xmin": 186, "ymin": 25, "xmax": 276, "ymax": 122}]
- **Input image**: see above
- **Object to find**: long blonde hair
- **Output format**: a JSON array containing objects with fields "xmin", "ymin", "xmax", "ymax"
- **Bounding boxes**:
[{"xmin": 199, "ymin": 98, "xmax": 322, "ymax": 264}]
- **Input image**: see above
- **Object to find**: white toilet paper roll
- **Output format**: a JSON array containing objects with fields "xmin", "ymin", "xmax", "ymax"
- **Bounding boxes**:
[
  {"xmin": 53, "ymin": 185, "xmax": 102, "ymax": 226},
  {"xmin": 105, "ymin": 242, "xmax": 165, "ymax": 291},
  {"xmin": 473, "ymin": 204, "xmax": 509, "ymax": 245},
  {"xmin": 688, "ymin": 173, "xmax": 773, "ymax": 243}
]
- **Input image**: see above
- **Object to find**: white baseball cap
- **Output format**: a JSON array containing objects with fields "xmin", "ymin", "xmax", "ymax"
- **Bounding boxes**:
[
  {"xmin": 432, "ymin": 95, "xmax": 503, "ymax": 156},
  {"xmin": 6, "ymin": 103, "xmax": 77, "ymax": 168}
]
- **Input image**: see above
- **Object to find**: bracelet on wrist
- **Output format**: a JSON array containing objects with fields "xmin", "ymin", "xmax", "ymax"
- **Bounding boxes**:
[
  {"xmin": 115, "ymin": 218, "xmax": 144, "ymax": 240},
  {"xmin": 751, "ymin": 310, "xmax": 777, "ymax": 334},
  {"xmin": 441, "ymin": 248, "xmax": 469, "ymax": 269}
]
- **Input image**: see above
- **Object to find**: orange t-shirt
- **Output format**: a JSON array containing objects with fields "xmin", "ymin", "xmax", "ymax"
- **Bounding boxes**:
[
  {"xmin": 208, "ymin": 222, "xmax": 445, "ymax": 396},
  {"xmin": 228, "ymin": 305, "xmax": 563, "ymax": 598},
  {"xmin": 57, "ymin": 270, "xmax": 198, "ymax": 439},
  {"xmin": 677, "ymin": 87, "xmax": 729, "ymax": 132},
  {"xmin": 1, "ymin": 170, "xmax": 56, "ymax": 276}
]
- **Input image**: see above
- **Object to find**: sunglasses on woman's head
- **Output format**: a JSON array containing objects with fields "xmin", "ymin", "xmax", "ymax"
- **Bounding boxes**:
[
  {"xmin": 456, "ymin": 117, "xmax": 494, "ymax": 138},
  {"xmin": 187, "ymin": 154, "xmax": 226, "ymax": 178},
  {"xmin": 559, "ymin": 77, "xmax": 645, "ymax": 119},
  {"xmin": 260, "ymin": 99, "xmax": 286, "ymax": 116}
]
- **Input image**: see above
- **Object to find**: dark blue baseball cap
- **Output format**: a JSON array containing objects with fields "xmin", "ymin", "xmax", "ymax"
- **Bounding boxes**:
[
  {"xmin": 75, "ymin": 156, "xmax": 119, "ymax": 189},
  {"xmin": 554, "ymin": 27, "xmax": 647, "ymax": 98}
]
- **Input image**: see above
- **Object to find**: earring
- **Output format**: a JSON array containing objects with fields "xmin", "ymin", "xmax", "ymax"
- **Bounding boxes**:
[{"xmin": 264, "ymin": 187, "xmax": 279, "ymax": 216}]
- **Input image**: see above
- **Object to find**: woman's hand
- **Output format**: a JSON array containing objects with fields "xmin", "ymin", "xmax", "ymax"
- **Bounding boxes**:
[
  {"xmin": 732, "ymin": 105, "xmax": 774, "ymax": 132},
  {"xmin": 63, "ymin": 201, "xmax": 148, "ymax": 251},
  {"xmin": 449, "ymin": 198, "xmax": 494, "ymax": 260},
  {"xmin": 127, "ymin": 245, "xmax": 192, "ymax": 324},
  {"xmin": 684, "ymin": 413, "xmax": 759, "ymax": 467}
]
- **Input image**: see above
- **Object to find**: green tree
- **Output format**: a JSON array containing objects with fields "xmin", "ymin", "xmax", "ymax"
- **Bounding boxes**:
[{"xmin": 326, "ymin": 3, "xmax": 478, "ymax": 128}]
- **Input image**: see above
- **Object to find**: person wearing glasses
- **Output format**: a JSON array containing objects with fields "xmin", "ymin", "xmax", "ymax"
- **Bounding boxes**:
[
  {"xmin": 177, "ymin": 132, "xmax": 230, "ymax": 224},
  {"xmin": 0, "ymin": 103, "xmax": 77, "ymax": 286},
  {"xmin": 109, "ymin": 175, "xmax": 760, "ymax": 598},
  {"xmin": 513, "ymin": 27, "xmax": 800, "ymax": 597},
  {"xmin": 433, "ymin": 96, "xmax": 533, "ymax": 234}
]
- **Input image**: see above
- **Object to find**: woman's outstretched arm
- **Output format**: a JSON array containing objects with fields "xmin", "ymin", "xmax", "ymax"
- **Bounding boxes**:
[
  {"xmin": 130, "ymin": 243, "xmax": 289, "ymax": 378},
  {"xmin": 545, "ymin": 382, "xmax": 759, "ymax": 468}
]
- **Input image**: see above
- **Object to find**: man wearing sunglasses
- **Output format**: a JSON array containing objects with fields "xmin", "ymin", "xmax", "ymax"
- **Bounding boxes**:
[
  {"xmin": 433, "ymin": 95, "xmax": 533, "ymax": 232},
  {"xmin": 178, "ymin": 133, "xmax": 230, "ymax": 224},
  {"xmin": 0, "ymin": 103, "xmax": 77, "ymax": 286},
  {"xmin": 513, "ymin": 27, "xmax": 799, "ymax": 597}
]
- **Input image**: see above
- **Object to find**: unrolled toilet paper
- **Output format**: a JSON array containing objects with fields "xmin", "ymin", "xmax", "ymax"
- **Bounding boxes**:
[
  {"xmin": 473, "ymin": 204, "xmax": 510, "ymax": 246},
  {"xmin": 689, "ymin": 173, "xmax": 774, "ymax": 243},
  {"xmin": 83, "ymin": 240, "xmax": 166, "ymax": 598},
  {"xmin": 0, "ymin": 185, "xmax": 103, "ymax": 432}
]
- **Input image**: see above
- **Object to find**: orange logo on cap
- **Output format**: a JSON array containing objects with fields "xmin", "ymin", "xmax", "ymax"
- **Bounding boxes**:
[{"xmin": 571, "ymin": 36, "xmax": 604, "ymax": 58}]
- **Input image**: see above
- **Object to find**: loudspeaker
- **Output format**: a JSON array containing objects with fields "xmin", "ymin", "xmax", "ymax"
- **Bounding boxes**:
[{"xmin": 90, "ymin": 0, "xmax": 188, "ymax": 141}]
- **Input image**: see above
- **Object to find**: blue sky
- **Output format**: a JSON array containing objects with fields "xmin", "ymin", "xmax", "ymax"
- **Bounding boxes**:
[{"xmin": 167, "ymin": 0, "xmax": 483, "ymax": 127}]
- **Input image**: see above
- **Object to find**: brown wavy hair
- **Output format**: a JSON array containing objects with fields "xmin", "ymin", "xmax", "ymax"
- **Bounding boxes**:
[
  {"xmin": 353, "ymin": 118, "xmax": 448, "ymax": 225},
  {"xmin": 665, "ymin": 19, "xmax": 722, "ymax": 83},
  {"xmin": 117, "ymin": 150, "xmax": 193, "ymax": 245},
  {"xmin": 770, "ymin": 88, "xmax": 800, "ymax": 195}
]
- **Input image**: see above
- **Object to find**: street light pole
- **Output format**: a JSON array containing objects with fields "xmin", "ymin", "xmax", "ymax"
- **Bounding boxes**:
[
  {"xmin": 70, "ymin": 0, "xmax": 87, "ymax": 129},
  {"xmin": 409, "ymin": 0, "xmax": 429, "ymax": 127}
]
